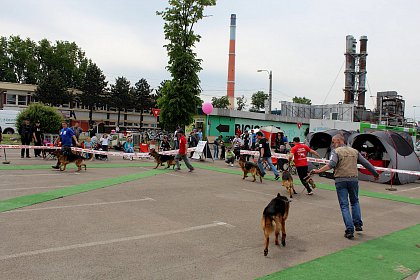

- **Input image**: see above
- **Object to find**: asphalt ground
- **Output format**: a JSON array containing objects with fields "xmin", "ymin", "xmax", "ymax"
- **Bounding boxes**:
[{"xmin": 0, "ymin": 149, "xmax": 419, "ymax": 280}]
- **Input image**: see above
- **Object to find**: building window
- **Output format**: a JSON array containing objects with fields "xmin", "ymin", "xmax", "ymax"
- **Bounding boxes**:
[
  {"xmin": 6, "ymin": 94, "xmax": 16, "ymax": 105},
  {"xmin": 18, "ymin": 95, "xmax": 27, "ymax": 105}
]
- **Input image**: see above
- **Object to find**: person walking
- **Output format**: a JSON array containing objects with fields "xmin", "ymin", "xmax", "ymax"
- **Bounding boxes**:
[
  {"xmin": 312, "ymin": 134, "xmax": 379, "ymax": 239},
  {"xmin": 19, "ymin": 119, "xmax": 32, "ymax": 158},
  {"xmin": 256, "ymin": 131, "xmax": 280, "ymax": 180},
  {"xmin": 289, "ymin": 137, "xmax": 321, "ymax": 195},
  {"xmin": 175, "ymin": 130, "xmax": 194, "ymax": 172},
  {"xmin": 52, "ymin": 121, "xmax": 79, "ymax": 169},
  {"xmin": 33, "ymin": 120, "xmax": 44, "ymax": 157}
]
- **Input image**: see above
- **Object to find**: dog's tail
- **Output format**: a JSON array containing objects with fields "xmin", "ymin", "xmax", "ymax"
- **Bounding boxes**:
[{"xmin": 260, "ymin": 214, "xmax": 274, "ymax": 232}]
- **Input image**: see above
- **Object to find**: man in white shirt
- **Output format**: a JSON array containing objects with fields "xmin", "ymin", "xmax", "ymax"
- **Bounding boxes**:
[{"xmin": 100, "ymin": 133, "xmax": 112, "ymax": 160}]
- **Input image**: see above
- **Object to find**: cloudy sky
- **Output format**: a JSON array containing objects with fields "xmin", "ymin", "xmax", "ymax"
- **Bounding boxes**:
[{"xmin": 1, "ymin": 0, "xmax": 419, "ymax": 119}]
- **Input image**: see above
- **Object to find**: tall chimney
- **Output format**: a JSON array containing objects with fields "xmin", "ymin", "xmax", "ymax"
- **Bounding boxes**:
[
  {"xmin": 357, "ymin": 36, "xmax": 368, "ymax": 107},
  {"xmin": 226, "ymin": 14, "xmax": 236, "ymax": 109},
  {"xmin": 344, "ymin": 35, "xmax": 357, "ymax": 104}
]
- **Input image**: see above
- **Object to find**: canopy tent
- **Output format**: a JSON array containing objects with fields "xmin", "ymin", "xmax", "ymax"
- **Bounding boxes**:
[
  {"xmin": 259, "ymin": 126, "xmax": 283, "ymax": 147},
  {"xmin": 351, "ymin": 131, "xmax": 420, "ymax": 184}
]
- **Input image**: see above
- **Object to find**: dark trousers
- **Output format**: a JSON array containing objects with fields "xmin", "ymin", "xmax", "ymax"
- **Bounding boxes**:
[
  {"xmin": 220, "ymin": 146, "xmax": 225, "ymax": 159},
  {"xmin": 296, "ymin": 165, "xmax": 312, "ymax": 193},
  {"xmin": 102, "ymin": 145, "xmax": 108, "ymax": 159},
  {"xmin": 21, "ymin": 138, "xmax": 30, "ymax": 157},
  {"xmin": 34, "ymin": 139, "xmax": 42, "ymax": 156}
]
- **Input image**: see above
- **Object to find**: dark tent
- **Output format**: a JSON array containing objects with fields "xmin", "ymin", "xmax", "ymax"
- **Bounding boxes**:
[
  {"xmin": 308, "ymin": 129, "xmax": 352, "ymax": 159},
  {"xmin": 351, "ymin": 131, "xmax": 420, "ymax": 184}
]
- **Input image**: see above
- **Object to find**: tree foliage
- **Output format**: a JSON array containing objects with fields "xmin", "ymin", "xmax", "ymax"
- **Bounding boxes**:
[
  {"xmin": 110, "ymin": 77, "xmax": 131, "ymax": 126},
  {"xmin": 33, "ymin": 70, "xmax": 72, "ymax": 106},
  {"xmin": 79, "ymin": 63, "xmax": 108, "ymax": 124},
  {"xmin": 211, "ymin": 96, "xmax": 230, "ymax": 109},
  {"xmin": 16, "ymin": 103, "xmax": 63, "ymax": 134},
  {"xmin": 0, "ymin": 35, "xmax": 90, "ymax": 88},
  {"xmin": 292, "ymin": 96, "xmax": 312, "ymax": 105},
  {"xmin": 157, "ymin": 0, "xmax": 216, "ymax": 130},
  {"xmin": 131, "ymin": 78, "xmax": 154, "ymax": 129},
  {"xmin": 250, "ymin": 91, "xmax": 268, "ymax": 112},
  {"xmin": 236, "ymin": 95, "xmax": 247, "ymax": 111}
]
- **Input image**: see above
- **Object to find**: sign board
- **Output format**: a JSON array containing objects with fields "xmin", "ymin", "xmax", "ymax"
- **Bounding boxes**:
[{"xmin": 192, "ymin": 141, "xmax": 213, "ymax": 160}]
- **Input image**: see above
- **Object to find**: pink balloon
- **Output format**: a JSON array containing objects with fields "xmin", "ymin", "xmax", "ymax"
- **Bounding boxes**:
[{"xmin": 202, "ymin": 102, "xmax": 213, "ymax": 115}]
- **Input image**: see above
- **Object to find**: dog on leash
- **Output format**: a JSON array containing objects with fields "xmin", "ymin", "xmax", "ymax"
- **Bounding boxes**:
[
  {"xmin": 58, "ymin": 151, "xmax": 86, "ymax": 172},
  {"xmin": 149, "ymin": 149, "xmax": 176, "ymax": 169},
  {"xmin": 304, "ymin": 173, "xmax": 316, "ymax": 189},
  {"xmin": 261, "ymin": 193, "xmax": 290, "ymax": 256},
  {"xmin": 238, "ymin": 156, "xmax": 263, "ymax": 183},
  {"xmin": 281, "ymin": 170, "xmax": 297, "ymax": 198}
]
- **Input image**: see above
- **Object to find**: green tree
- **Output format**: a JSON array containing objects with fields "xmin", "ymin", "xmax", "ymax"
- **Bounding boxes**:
[
  {"xmin": 16, "ymin": 103, "xmax": 63, "ymax": 134},
  {"xmin": 236, "ymin": 95, "xmax": 247, "ymax": 111},
  {"xmin": 292, "ymin": 96, "xmax": 312, "ymax": 105},
  {"xmin": 250, "ymin": 91, "xmax": 268, "ymax": 112},
  {"xmin": 7, "ymin": 36, "xmax": 38, "ymax": 84},
  {"xmin": 79, "ymin": 63, "xmax": 108, "ymax": 124},
  {"xmin": 131, "ymin": 78, "xmax": 153, "ymax": 129},
  {"xmin": 110, "ymin": 77, "xmax": 131, "ymax": 127},
  {"xmin": 33, "ymin": 70, "xmax": 72, "ymax": 106},
  {"xmin": 211, "ymin": 96, "xmax": 230, "ymax": 109},
  {"xmin": 157, "ymin": 0, "xmax": 216, "ymax": 130},
  {"xmin": 0, "ymin": 37, "xmax": 15, "ymax": 82}
]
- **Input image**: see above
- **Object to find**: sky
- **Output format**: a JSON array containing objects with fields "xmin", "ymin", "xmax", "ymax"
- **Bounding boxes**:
[{"xmin": 1, "ymin": 0, "xmax": 420, "ymax": 120}]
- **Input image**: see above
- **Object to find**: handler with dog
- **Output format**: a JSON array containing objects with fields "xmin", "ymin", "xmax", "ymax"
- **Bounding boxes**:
[
  {"xmin": 289, "ymin": 137, "xmax": 320, "ymax": 195},
  {"xmin": 312, "ymin": 134, "xmax": 379, "ymax": 239},
  {"xmin": 52, "ymin": 121, "xmax": 80, "ymax": 169},
  {"xmin": 256, "ymin": 131, "xmax": 280, "ymax": 180}
]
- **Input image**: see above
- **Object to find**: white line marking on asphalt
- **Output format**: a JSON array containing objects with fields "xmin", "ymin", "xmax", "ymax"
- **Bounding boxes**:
[
  {"xmin": 0, "ymin": 221, "xmax": 233, "ymax": 260},
  {"xmin": 0, "ymin": 186, "xmax": 67, "ymax": 191},
  {"xmin": 393, "ymin": 186, "xmax": 420, "ymax": 193},
  {"xmin": 0, "ymin": 173, "xmax": 60, "ymax": 177},
  {"xmin": 3, "ymin": 198, "xmax": 155, "ymax": 213}
]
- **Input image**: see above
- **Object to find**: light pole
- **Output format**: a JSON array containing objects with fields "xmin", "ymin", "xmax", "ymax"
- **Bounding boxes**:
[
  {"xmin": 413, "ymin": 105, "xmax": 418, "ymax": 124},
  {"xmin": 257, "ymin": 69, "xmax": 272, "ymax": 114}
]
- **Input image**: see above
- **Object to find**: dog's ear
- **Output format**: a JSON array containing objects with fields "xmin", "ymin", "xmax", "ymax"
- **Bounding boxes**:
[{"xmin": 277, "ymin": 193, "xmax": 281, "ymax": 197}]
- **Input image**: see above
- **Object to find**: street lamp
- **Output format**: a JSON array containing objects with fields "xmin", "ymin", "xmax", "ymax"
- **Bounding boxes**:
[{"xmin": 257, "ymin": 69, "xmax": 272, "ymax": 114}]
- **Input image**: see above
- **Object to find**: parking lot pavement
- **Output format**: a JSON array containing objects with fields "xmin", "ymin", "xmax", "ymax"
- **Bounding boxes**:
[{"xmin": 0, "ymin": 151, "xmax": 419, "ymax": 279}]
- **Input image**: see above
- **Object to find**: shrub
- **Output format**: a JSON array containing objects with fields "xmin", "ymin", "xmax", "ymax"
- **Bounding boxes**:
[{"xmin": 16, "ymin": 103, "xmax": 63, "ymax": 134}]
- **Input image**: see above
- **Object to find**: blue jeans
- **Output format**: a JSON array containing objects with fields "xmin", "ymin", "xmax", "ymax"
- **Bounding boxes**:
[
  {"xmin": 257, "ymin": 157, "xmax": 279, "ymax": 177},
  {"xmin": 335, "ymin": 180, "xmax": 362, "ymax": 233},
  {"xmin": 213, "ymin": 145, "xmax": 219, "ymax": 159}
]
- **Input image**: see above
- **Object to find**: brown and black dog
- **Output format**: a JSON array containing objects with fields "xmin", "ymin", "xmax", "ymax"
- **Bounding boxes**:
[
  {"xmin": 281, "ymin": 170, "xmax": 297, "ymax": 198},
  {"xmin": 238, "ymin": 156, "xmax": 263, "ymax": 183},
  {"xmin": 261, "ymin": 193, "xmax": 290, "ymax": 256},
  {"xmin": 304, "ymin": 173, "xmax": 316, "ymax": 189},
  {"xmin": 58, "ymin": 152, "xmax": 86, "ymax": 172},
  {"xmin": 149, "ymin": 149, "xmax": 176, "ymax": 169}
]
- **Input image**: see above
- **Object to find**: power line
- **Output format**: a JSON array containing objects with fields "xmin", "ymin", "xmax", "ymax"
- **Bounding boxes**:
[{"xmin": 322, "ymin": 59, "xmax": 345, "ymax": 105}]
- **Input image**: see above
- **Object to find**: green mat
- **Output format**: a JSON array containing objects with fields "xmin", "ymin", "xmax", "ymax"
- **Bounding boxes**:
[
  {"xmin": 0, "ymin": 169, "xmax": 170, "ymax": 212},
  {"xmin": 258, "ymin": 224, "xmax": 420, "ymax": 280},
  {"xmin": 194, "ymin": 163, "xmax": 420, "ymax": 205},
  {"xmin": 0, "ymin": 163, "xmax": 155, "ymax": 170}
]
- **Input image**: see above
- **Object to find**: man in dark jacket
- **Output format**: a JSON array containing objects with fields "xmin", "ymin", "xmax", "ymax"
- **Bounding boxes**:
[
  {"xmin": 19, "ymin": 119, "xmax": 32, "ymax": 158},
  {"xmin": 33, "ymin": 120, "xmax": 44, "ymax": 157}
]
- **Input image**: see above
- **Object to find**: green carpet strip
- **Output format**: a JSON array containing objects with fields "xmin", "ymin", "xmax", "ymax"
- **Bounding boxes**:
[
  {"xmin": 257, "ymin": 224, "xmax": 420, "ymax": 280},
  {"xmin": 0, "ymin": 169, "xmax": 170, "ymax": 212},
  {"xmin": 194, "ymin": 163, "xmax": 420, "ymax": 205},
  {"xmin": 0, "ymin": 163, "xmax": 156, "ymax": 170}
]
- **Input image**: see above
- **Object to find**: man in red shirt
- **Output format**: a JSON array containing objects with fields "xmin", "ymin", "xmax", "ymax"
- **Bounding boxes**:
[
  {"xmin": 289, "ymin": 137, "xmax": 320, "ymax": 195},
  {"xmin": 175, "ymin": 130, "xmax": 194, "ymax": 172}
]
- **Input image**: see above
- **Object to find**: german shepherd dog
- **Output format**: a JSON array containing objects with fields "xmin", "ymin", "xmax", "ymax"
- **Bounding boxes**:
[
  {"xmin": 261, "ymin": 193, "xmax": 290, "ymax": 256},
  {"xmin": 238, "ymin": 156, "xmax": 263, "ymax": 183},
  {"xmin": 58, "ymin": 150, "xmax": 86, "ymax": 172},
  {"xmin": 149, "ymin": 149, "xmax": 176, "ymax": 169},
  {"xmin": 304, "ymin": 173, "xmax": 316, "ymax": 189},
  {"xmin": 281, "ymin": 170, "xmax": 297, "ymax": 198}
]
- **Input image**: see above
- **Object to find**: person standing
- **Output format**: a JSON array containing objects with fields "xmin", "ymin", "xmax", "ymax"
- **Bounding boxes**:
[
  {"xmin": 213, "ymin": 136, "xmax": 219, "ymax": 159},
  {"xmin": 173, "ymin": 126, "xmax": 180, "ymax": 149},
  {"xmin": 19, "ymin": 119, "xmax": 32, "ymax": 158},
  {"xmin": 312, "ymin": 134, "xmax": 379, "ymax": 239},
  {"xmin": 100, "ymin": 133, "xmax": 112, "ymax": 160},
  {"xmin": 197, "ymin": 128, "xmax": 203, "ymax": 141},
  {"xmin": 219, "ymin": 135, "xmax": 225, "ymax": 160},
  {"xmin": 160, "ymin": 136, "xmax": 171, "ymax": 151},
  {"xmin": 232, "ymin": 134, "xmax": 242, "ymax": 159},
  {"xmin": 52, "ymin": 121, "xmax": 79, "ymax": 169},
  {"xmin": 175, "ymin": 130, "xmax": 194, "ymax": 172},
  {"xmin": 289, "ymin": 137, "xmax": 320, "ymax": 195},
  {"xmin": 242, "ymin": 130, "xmax": 251, "ymax": 160},
  {"xmin": 72, "ymin": 122, "xmax": 83, "ymax": 144},
  {"xmin": 33, "ymin": 120, "xmax": 44, "ymax": 157},
  {"xmin": 256, "ymin": 131, "xmax": 280, "ymax": 180}
]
